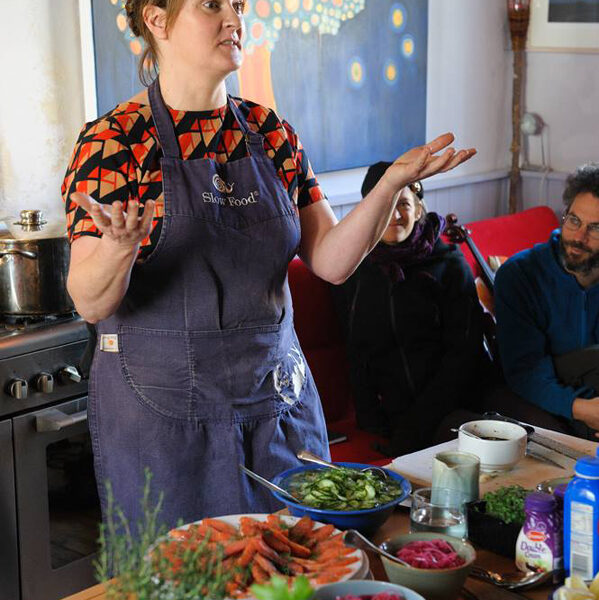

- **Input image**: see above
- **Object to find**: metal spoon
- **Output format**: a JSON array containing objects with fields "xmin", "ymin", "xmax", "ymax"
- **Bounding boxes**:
[
  {"xmin": 343, "ymin": 529, "xmax": 415, "ymax": 569},
  {"xmin": 470, "ymin": 565, "xmax": 556, "ymax": 589},
  {"xmin": 297, "ymin": 449, "xmax": 389, "ymax": 480},
  {"xmin": 450, "ymin": 427, "xmax": 483, "ymax": 440},
  {"xmin": 238, "ymin": 464, "xmax": 297, "ymax": 503}
]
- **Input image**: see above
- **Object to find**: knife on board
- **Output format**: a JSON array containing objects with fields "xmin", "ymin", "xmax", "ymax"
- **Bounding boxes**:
[
  {"xmin": 525, "ymin": 447, "xmax": 567, "ymax": 470},
  {"xmin": 483, "ymin": 412, "xmax": 588, "ymax": 461}
]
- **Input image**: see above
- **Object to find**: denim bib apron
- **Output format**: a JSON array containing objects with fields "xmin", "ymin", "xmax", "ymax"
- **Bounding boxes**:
[{"xmin": 89, "ymin": 79, "xmax": 329, "ymax": 528}]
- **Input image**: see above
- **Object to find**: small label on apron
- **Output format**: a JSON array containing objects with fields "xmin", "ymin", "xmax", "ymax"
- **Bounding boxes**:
[{"xmin": 100, "ymin": 334, "xmax": 119, "ymax": 352}]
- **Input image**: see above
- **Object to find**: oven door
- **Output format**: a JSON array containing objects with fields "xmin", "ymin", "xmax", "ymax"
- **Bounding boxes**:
[
  {"xmin": 0, "ymin": 419, "xmax": 19, "ymax": 600},
  {"xmin": 13, "ymin": 397, "xmax": 101, "ymax": 600}
]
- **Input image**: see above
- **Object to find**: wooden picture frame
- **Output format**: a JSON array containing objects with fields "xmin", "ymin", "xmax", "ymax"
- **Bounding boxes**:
[{"xmin": 528, "ymin": 0, "xmax": 599, "ymax": 52}]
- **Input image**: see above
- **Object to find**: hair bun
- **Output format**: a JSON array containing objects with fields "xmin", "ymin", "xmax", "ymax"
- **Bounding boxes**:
[{"xmin": 125, "ymin": 0, "xmax": 141, "ymax": 37}]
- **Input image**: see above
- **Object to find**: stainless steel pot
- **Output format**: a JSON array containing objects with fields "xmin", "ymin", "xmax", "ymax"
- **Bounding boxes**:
[{"xmin": 0, "ymin": 210, "xmax": 74, "ymax": 316}]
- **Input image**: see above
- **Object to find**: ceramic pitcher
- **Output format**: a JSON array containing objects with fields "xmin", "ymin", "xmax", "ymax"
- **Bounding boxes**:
[{"xmin": 432, "ymin": 450, "xmax": 480, "ymax": 502}]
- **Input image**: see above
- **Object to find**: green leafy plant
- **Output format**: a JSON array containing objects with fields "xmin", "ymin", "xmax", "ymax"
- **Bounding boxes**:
[
  {"xmin": 251, "ymin": 575, "xmax": 315, "ymax": 600},
  {"xmin": 95, "ymin": 469, "xmax": 232, "ymax": 599},
  {"xmin": 482, "ymin": 485, "xmax": 531, "ymax": 525}
]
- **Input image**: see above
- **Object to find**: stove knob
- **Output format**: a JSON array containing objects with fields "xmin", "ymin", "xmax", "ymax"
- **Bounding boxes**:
[
  {"xmin": 59, "ymin": 365, "xmax": 82, "ymax": 384},
  {"xmin": 8, "ymin": 378, "xmax": 28, "ymax": 400},
  {"xmin": 36, "ymin": 372, "xmax": 54, "ymax": 394}
]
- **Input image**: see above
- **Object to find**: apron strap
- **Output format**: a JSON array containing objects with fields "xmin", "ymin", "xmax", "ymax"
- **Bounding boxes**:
[
  {"xmin": 226, "ymin": 95, "xmax": 264, "ymax": 152},
  {"xmin": 148, "ymin": 78, "xmax": 181, "ymax": 159}
]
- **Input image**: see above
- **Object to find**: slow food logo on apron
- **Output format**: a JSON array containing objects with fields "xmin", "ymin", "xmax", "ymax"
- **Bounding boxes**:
[{"xmin": 203, "ymin": 174, "xmax": 259, "ymax": 207}]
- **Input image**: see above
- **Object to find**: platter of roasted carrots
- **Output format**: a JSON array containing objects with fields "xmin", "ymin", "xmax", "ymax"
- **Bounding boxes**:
[{"xmin": 159, "ymin": 513, "xmax": 367, "ymax": 597}]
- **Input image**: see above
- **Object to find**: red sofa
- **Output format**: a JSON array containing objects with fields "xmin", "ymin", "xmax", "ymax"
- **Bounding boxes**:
[{"xmin": 288, "ymin": 206, "xmax": 560, "ymax": 464}]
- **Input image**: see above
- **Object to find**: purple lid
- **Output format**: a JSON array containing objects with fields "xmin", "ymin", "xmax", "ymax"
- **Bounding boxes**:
[
  {"xmin": 554, "ymin": 483, "xmax": 568, "ymax": 501},
  {"xmin": 525, "ymin": 491, "xmax": 556, "ymax": 512}
]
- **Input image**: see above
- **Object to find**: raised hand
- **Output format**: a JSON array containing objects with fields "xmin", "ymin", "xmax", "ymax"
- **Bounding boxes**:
[
  {"xmin": 70, "ymin": 192, "xmax": 155, "ymax": 248},
  {"xmin": 381, "ymin": 133, "xmax": 476, "ymax": 193}
]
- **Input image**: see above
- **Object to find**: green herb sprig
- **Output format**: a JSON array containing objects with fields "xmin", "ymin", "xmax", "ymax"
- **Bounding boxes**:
[
  {"xmin": 251, "ymin": 575, "xmax": 315, "ymax": 600},
  {"xmin": 482, "ymin": 485, "xmax": 531, "ymax": 525},
  {"xmin": 95, "ymin": 468, "xmax": 232, "ymax": 599}
]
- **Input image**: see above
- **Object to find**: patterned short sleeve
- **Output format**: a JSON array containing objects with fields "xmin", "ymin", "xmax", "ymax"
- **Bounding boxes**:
[
  {"xmin": 282, "ymin": 120, "xmax": 326, "ymax": 210},
  {"xmin": 244, "ymin": 99, "xmax": 326, "ymax": 211},
  {"xmin": 62, "ymin": 113, "xmax": 138, "ymax": 243}
]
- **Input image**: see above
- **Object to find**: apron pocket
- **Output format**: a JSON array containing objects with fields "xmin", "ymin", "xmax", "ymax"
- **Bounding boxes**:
[
  {"xmin": 118, "ymin": 326, "xmax": 193, "ymax": 419},
  {"xmin": 190, "ymin": 323, "xmax": 282, "ymax": 405}
]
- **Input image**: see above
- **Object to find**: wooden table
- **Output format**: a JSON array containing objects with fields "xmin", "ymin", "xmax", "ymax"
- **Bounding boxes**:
[{"xmin": 62, "ymin": 428, "xmax": 598, "ymax": 600}]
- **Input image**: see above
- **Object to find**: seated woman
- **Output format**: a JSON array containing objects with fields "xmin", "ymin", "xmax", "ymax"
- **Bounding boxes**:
[{"xmin": 333, "ymin": 162, "xmax": 490, "ymax": 456}]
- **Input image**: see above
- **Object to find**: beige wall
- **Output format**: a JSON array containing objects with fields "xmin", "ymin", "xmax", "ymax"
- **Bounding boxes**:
[{"xmin": 0, "ymin": 0, "xmax": 84, "ymax": 226}]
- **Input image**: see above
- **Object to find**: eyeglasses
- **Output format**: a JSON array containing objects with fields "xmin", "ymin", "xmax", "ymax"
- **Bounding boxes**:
[{"xmin": 562, "ymin": 213, "xmax": 599, "ymax": 241}]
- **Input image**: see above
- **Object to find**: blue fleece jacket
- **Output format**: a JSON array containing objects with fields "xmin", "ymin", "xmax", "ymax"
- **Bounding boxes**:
[{"xmin": 495, "ymin": 230, "xmax": 599, "ymax": 419}]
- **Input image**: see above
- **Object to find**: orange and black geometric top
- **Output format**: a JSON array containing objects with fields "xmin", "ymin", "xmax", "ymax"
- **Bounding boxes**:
[{"xmin": 62, "ymin": 97, "xmax": 325, "ymax": 259}]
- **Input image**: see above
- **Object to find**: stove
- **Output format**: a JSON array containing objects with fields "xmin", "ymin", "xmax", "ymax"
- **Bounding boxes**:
[
  {"xmin": 0, "ymin": 314, "xmax": 88, "ymax": 411},
  {"xmin": 0, "ymin": 313, "xmax": 100, "ymax": 600}
]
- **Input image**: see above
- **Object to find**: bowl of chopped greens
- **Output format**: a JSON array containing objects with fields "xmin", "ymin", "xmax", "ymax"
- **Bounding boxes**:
[
  {"xmin": 466, "ymin": 484, "xmax": 532, "ymax": 558},
  {"xmin": 271, "ymin": 463, "xmax": 410, "ymax": 534}
]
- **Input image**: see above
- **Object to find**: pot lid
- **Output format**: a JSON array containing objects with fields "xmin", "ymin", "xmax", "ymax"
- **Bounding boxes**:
[{"xmin": 0, "ymin": 210, "xmax": 68, "ymax": 241}]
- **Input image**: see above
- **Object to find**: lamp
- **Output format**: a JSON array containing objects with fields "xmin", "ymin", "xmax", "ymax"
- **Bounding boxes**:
[
  {"xmin": 520, "ymin": 112, "xmax": 547, "ymax": 171},
  {"xmin": 507, "ymin": 0, "xmax": 531, "ymax": 214}
]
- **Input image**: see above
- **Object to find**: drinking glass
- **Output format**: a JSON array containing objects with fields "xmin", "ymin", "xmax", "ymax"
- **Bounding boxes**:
[{"xmin": 410, "ymin": 487, "xmax": 468, "ymax": 539}]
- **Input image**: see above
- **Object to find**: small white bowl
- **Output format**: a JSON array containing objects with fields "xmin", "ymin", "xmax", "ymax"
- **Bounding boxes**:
[{"xmin": 457, "ymin": 420, "xmax": 527, "ymax": 472}]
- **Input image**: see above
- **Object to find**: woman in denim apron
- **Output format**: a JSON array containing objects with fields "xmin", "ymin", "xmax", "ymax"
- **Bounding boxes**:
[{"xmin": 66, "ymin": 0, "xmax": 475, "ymax": 528}]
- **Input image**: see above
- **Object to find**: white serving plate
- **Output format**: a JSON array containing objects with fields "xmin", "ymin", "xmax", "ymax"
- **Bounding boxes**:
[{"xmin": 167, "ymin": 513, "xmax": 367, "ymax": 592}]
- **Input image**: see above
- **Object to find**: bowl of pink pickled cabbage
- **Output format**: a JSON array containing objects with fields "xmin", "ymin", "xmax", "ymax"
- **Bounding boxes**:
[{"xmin": 379, "ymin": 533, "xmax": 476, "ymax": 600}]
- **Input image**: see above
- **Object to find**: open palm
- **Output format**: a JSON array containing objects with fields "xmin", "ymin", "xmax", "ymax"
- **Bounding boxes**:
[
  {"xmin": 70, "ymin": 192, "xmax": 155, "ymax": 247},
  {"xmin": 385, "ymin": 133, "xmax": 476, "ymax": 192}
]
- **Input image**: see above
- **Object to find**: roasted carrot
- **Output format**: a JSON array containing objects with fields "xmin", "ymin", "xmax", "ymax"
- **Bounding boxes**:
[
  {"xmin": 319, "ymin": 556, "xmax": 360, "ymax": 568},
  {"xmin": 291, "ymin": 557, "xmax": 321, "ymax": 569},
  {"xmin": 266, "ymin": 514, "xmax": 286, "ymax": 530},
  {"xmin": 310, "ymin": 523, "xmax": 335, "ymax": 541},
  {"xmin": 254, "ymin": 537, "xmax": 289, "ymax": 567},
  {"xmin": 268, "ymin": 528, "xmax": 311, "ymax": 557},
  {"xmin": 288, "ymin": 561, "xmax": 306, "ymax": 575},
  {"xmin": 190, "ymin": 522, "xmax": 235, "ymax": 543},
  {"xmin": 314, "ymin": 569, "xmax": 352, "ymax": 584},
  {"xmin": 223, "ymin": 538, "xmax": 251, "ymax": 557},
  {"xmin": 262, "ymin": 530, "xmax": 291, "ymax": 554},
  {"xmin": 289, "ymin": 515, "xmax": 313, "ymax": 539},
  {"xmin": 254, "ymin": 553, "xmax": 279, "ymax": 575},
  {"xmin": 237, "ymin": 538, "xmax": 258, "ymax": 567},
  {"xmin": 251, "ymin": 561, "xmax": 270, "ymax": 584},
  {"xmin": 239, "ymin": 516, "xmax": 264, "ymax": 537},
  {"xmin": 202, "ymin": 518, "xmax": 238, "ymax": 536}
]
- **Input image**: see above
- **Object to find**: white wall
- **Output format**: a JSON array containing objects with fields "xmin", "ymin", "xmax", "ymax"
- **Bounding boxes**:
[
  {"xmin": 426, "ymin": 0, "xmax": 512, "ymax": 179},
  {"xmin": 525, "ymin": 51, "xmax": 599, "ymax": 171},
  {"xmin": 0, "ymin": 0, "xmax": 84, "ymax": 227}
]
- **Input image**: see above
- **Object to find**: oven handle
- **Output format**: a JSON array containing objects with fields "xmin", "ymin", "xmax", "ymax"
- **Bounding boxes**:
[{"xmin": 35, "ymin": 407, "xmax": 88, "ymax": 432}]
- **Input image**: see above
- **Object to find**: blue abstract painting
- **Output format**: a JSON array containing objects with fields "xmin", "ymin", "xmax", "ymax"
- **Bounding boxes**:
[{"xmin": 91, "ymin": 0, "xmax": 427, "ymax": 173}]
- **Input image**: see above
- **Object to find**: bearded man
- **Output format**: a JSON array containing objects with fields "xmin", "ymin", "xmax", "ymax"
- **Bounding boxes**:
[{"xmin": 494, "ymin": 163, "xmax": 599, "ymax": 438}]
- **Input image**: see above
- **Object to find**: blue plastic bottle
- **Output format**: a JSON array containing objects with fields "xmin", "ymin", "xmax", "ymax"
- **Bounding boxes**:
[{"xmin": 564, "ymin": 456, "xmax": 599, "ymax": 580}]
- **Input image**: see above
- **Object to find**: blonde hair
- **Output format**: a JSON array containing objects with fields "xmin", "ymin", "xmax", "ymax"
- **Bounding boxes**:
[{"xmin": 125, "ymin": 0, "xmax": 186, "ymax": 85}]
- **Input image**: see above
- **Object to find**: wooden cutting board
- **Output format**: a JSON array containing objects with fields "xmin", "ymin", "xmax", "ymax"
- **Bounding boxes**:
[{"xmin": 386, "ymin": 427, "xmax": 598, "ymax": 496}]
